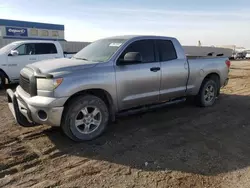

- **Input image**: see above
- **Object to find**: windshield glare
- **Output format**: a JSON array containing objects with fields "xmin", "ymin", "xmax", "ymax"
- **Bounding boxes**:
[{"xmin": 73, "ymin": 38, "xmax": 127, "ymax": 62}]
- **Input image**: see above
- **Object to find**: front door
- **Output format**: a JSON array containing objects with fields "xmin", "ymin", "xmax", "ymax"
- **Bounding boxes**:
[
  {"xmin": 115, "ymin": 39, "xmax": 161, "ymax": 111},
  {"xmin": 7, "ymin": 43, "xmax": 38, "ymax": 80}
]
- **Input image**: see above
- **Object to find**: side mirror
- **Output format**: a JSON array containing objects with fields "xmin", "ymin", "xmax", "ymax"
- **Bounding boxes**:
[
  {"xmin": 9, "ymin": 50, "xmax": 19, "ymax": 56},
  {"xmin": 117, "ymin": 52, "xmax": 142, "ymax": 65},
  {"xmin": 124, "ymin": 52, "xmax": 142, "ymax": 63}
]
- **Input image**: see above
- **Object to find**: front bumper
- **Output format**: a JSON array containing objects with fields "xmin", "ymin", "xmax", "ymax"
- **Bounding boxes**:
[{"xmin": 7, "ymin": 86, "xmax": 67, "ymax": 127}]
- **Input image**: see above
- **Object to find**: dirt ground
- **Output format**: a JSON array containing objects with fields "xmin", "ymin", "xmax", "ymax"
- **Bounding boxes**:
[{"xmin": 1, "ymin": 60, "xmax": 250, "ymax": 188}]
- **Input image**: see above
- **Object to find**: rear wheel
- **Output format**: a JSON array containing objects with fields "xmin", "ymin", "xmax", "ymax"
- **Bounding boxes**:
[
  {"xmin": 61, "ymin": 95, "xmax": 109, "ymax": 141},
  {"xmin": 195, "ymin": 78, "xmax": 218, "ymax": 107}
]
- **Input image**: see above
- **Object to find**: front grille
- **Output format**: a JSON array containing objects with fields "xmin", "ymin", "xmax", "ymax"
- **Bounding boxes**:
[
  {"xmin": 19, "ymin": 67, "xmax": 38, "ymax": 97},
  {"xmin": 19, "ymin": 74, "xmax": 30, "ymax": 94}
]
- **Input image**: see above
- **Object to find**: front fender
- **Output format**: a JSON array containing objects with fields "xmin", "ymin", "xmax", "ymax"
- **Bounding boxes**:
[{"xmin": 54, "ymin": 66, "xmax": 118, "ymax": 110}]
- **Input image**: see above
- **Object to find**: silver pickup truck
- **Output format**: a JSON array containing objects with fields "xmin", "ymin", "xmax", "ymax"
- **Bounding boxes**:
[{"xmin": 6, "ymin": 35, "xmax": 230, "ymax": 141}]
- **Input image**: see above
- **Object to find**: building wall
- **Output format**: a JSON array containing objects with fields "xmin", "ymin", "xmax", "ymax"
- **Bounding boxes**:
[
  {"xmin": 0, "ymin": 38, "xmax": 12, "ymax": 47},
  {"xmin": 0, "ymin": 19, "xmax": 65, "ymax": 41},
  {"xmin": 60, "ymin": 41, "xmax": 90, "ymax": 53}
]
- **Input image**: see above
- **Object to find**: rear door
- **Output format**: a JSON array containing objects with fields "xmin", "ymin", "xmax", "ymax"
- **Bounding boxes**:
[
  {"xmin": 7, "ymin": 43, "xmax": 38, "ymax": 80},
  {"xmin": 35, "ymin": 43, "xmax": 61, "ymax": 61},
  {"xmin": 115, "ymin": 39, "xmax": 161, "ymax": 110},
  {"xmin": 156, "ymin": 39, "xmax": 189, "ymax": 101}
]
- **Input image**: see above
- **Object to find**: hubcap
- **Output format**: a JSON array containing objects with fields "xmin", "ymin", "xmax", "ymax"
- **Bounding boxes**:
[
  {"xmin": 204, "ymin": 85, "xmax": 215, "ymax": 102},
  {"xmin": 74, "ymin": 106, "xmax": 102, "ymax": 134}
]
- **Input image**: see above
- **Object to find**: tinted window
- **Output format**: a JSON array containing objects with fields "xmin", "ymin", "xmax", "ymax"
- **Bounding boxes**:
[
  {"xmin": 120, "ymin": 40, "xmax": 155, "ymax": 63},
  {"xmin": 35, "ymin": 43, "xmax": 57, "ymax": 54},
  {"xmin": 15, "ymin": 43, "xmax": 35, "ymax": 55},
  {"xmin": 157, "ymin": 40, "xmax": 177, "ymax": 61},
  {"xmin": 14, "ymin": 43, "xmax": 57, "ymax": 55}
]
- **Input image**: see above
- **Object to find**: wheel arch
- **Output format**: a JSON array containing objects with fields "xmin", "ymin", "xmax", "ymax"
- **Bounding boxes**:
[
  {"xmin": 200, "ymin": 72, "xmax": 220, "ymax": 95},
  {"xmin": 204, "ymin": 72, "xmax": 220, "ymax": 82},
  {"xmin": 62, "ymin": 88, "xmax": 116, "ymax": 122},
  {"xmin": 0, "ymin": 68, "xmax": 10, "ymax": 83}
]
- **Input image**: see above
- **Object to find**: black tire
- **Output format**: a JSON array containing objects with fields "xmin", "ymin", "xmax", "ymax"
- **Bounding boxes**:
[
  {"xmin": 61, "ymin": 95, "xmax": 109, "ymax": 142},
  {"xmin": 0, "ymin": 73, "xmax": 6, "ymax": 90},
  {"xmin": 195, "ymin": 78, "xmax": 218, "ymax": 107}
]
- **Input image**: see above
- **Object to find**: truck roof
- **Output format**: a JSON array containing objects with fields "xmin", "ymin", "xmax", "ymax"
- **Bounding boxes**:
[
  {"xmin": 11, "ymin": 40, "xmax": 60, "ymax": 45},
  {"xmin": 104, "ymin": 35, "xmax": 176, "ymax": 41}
]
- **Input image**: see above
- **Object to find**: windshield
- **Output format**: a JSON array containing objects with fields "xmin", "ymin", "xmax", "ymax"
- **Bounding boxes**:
[
  {"xmin": 0, "ymin": 43, "xmax": 19, "ymax": 54},
  {"xmin": 73, "ymin": 38, "xmax": 127, "ymax": 62}
]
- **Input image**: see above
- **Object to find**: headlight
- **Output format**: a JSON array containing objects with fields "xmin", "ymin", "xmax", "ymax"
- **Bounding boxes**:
[{"xmin": 37, "ymin": 78, "xmax": 63, "ymax": 91}]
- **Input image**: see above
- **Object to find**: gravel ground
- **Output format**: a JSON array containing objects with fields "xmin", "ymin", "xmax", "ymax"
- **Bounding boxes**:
[{"xmin": 1, "ymin": 60, "xmax": 250, "ymax": 188}]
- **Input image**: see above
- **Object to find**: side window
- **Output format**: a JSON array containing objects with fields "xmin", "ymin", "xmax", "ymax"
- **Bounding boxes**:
[
  {"xmin": 157, "ymin": 40, "xmax": 177, "ymax": 61},
  {"xmin": 119, "ymin": 39, "xmax": 155, "ymax": 63},
  {"xmin": 35, "ymin": 43, "xmax": 58, "ymax": 54},
  {"xmin": 15, "ymin": 43, "xmax": 36, "ymax": 55},
  {"xmin": 15, "ymin": 44, "xmax": 26, "ymax": 55}
]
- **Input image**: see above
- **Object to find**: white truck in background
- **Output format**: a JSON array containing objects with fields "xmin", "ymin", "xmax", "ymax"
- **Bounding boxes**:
[
  {"xmin": 245, "ymin": 50, "xmax": 250, "ymax": 59},
  {"xmin": 0, "ymin": 40, "xmax": 75, "ymax": 88}
]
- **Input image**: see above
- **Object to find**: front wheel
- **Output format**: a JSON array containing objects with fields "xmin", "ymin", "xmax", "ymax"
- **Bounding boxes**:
[
  {"xmin": 195, "ymin": 78, "xmax": 218, "ymax": 107},
  {"xmin": 61, "ymin": 95, "xmax": 110, "ymax": 142},
  {"xmin": 0, "ymin": 73, "xmax": 6, "ymax": 90}
]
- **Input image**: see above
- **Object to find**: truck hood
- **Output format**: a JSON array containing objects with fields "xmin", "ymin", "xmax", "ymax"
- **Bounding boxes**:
[{"xmin": 30, "ymin": 58, "xmax": 97, "ymax": 74}]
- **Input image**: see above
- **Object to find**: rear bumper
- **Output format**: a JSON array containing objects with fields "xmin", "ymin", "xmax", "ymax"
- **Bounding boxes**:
[{"xmin": 6, "ymin": 87, "xmax": 67, "ymax": 127}]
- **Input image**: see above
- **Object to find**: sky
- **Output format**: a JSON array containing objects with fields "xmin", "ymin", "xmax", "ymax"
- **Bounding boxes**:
[{"xmin": 0, "ymin": 0, "xmax": 250, "ymax": 48}]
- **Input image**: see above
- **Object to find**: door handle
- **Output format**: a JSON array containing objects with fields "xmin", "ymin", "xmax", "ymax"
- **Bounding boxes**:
[{"xmin": 150, "ymin": 67, "xmax": 161, "ymax": 72}]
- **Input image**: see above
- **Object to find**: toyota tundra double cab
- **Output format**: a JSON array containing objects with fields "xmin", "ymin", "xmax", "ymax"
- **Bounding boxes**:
[{"xmin": 6, "ymin": 35, "xmax": 230, "ymax": 141}]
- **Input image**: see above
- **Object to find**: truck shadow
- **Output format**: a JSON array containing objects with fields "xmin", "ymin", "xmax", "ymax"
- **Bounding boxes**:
[{"xmin": 37, "ymin": 93, "xmax": 250, "ymax": 175}]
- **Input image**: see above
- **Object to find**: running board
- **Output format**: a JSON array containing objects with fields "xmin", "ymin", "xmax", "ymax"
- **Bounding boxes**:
[{"xmin": 117, "ymin": 97, "xmax": 186, "ymax": 117}]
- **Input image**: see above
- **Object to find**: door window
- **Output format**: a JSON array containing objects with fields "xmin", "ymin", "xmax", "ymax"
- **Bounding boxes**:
[
  {"xmin": 119, "ymin": 39, "xmax": 156, "ymax": 63},
  {"xmin": 35, "ymin": 43, "xmax": 57, "ymax": 54},
  {"xmin": 15, "ymin": 43, "xmax": 35, "ymax": 55},
  {"xmin": 156, "ymin": 40, "xmax": 177, "ymax": 61},
  {"xmin": 14, "ymin": 43, "xmax": 57, "ymax": 55},
  {"xmin": 15, "ymin": 44, "xmax": 25, "ymax": 55}
]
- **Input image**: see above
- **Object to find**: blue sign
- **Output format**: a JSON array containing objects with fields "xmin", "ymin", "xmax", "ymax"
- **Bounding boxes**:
[{"xmin": 6, "ymin": 27, "xmax": 28, "ymax": 37}]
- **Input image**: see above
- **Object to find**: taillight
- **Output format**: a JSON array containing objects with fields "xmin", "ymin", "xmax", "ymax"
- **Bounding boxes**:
[{"xmin": 225, "ymin": 60, "xmax": 231, "ymax": 68}]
